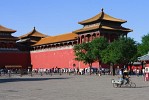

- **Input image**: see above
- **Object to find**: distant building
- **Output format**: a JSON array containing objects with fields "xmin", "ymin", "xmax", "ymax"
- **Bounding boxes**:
[
  {"xmin": 138, "ymin": 53, "xmax": 149, "ymax": 68},
  {"xmin": 0, "ymin": 25, "xmax": 31, "ymax": 70}
]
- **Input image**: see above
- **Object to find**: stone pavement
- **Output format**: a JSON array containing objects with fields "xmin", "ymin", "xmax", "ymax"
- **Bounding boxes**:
[{"xmin": 0, "ymin": 74, "xmax": 149, "ymax": 100}]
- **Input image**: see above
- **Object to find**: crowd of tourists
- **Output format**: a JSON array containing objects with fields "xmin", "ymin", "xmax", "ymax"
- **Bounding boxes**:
[
  {"xmin": 31, "ymin": 67, "xmax": 111, "ymax": 76},
  {"xmin": 0, "ymin": 67, "xmax": 110, "ymax": 77},
  {"xmin": 0, "ymin": 66, "xmax": 144, "ymax": 77}
]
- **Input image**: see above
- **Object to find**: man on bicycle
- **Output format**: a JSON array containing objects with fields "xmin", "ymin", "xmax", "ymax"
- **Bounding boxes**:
[{"xmin": 122, "ymin": 69, "xmax": 129, "ymax": 84}]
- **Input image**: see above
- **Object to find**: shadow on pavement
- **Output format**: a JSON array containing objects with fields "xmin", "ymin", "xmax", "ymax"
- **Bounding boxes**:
[
  {"xmin": 119, "ymin": 86, "xmax": 149, "ymax": 88},
  {"xmin": 0, "ymin": 77, "xmax": 70, "ymax": 83},
  {"xmin": 136, "ymin": 86, "xmax": 149, "ymax": 88}
]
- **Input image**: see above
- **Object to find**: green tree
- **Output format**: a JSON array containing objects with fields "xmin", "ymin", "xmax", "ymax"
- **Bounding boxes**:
[
  {"xmin": 138, "ymin": 33, "xmax": 149, "ymax": 56},
  {"xmin": 91, "ymin": 37, "xmax": 108, "ymax": 67},
  {"xmin": 73, "ymin": 42, "xmax": 96, "ymax": 74},
  {"xmin": 119, "ymin": 38, "xmax": 138, "ymax": 65},
  {"xmin": 101, "ymin": 37, "xmax": 137, "ymax": 75}
]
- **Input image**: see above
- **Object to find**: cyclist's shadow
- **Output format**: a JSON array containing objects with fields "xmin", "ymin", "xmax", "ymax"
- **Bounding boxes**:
[{"xmin": 136, "ymin": 86, "xmax": 149, "ymax": 88}]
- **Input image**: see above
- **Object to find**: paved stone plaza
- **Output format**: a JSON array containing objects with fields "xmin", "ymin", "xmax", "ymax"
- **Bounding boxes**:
[{"xmin": 0, "ymin": 74, "xmax": 149, "ymax": 100}]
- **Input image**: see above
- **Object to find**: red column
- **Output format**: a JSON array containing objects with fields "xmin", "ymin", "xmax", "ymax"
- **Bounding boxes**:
[
  {"xmin": 77, "ymin": 40, "xmax": 79, "ymax": 45},
  {"xmin": 91, "ymin": 33, "xmax": 94, "ymax": 41},
  {"xmin": 84, "ymin": 35, "xmax": 86, "ymax": 43},
  {"xmin": 79, "ymin": 35, "xmax": 82, "ymax": 44},
  {"xmin": 82, "ymin": 35, "xmax": 84, "ymax": 43},
  {"xmin": 98, "ymin": 32, "xmax": 100, "ymax": 37},
  {"xmin": 92, "ymin": 33, "xmax": 96, "ymax": 40},
  {"xmin": 89, "ymin": 34, "xmax": 92, "ymax": 42}
]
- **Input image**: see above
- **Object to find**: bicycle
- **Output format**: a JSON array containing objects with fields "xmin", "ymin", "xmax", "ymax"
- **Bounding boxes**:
[{"xmin": 111, "ymin": 77, "xmax": 136, "ymax": 88}]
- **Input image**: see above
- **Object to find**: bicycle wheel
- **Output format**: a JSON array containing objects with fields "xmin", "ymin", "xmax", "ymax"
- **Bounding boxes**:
[
  {"xmin": 113, "ymin": 83, "xmax": 120, "ymax": 88},
  {"xmin": 125, "ymin": 83, "xmax": 131, "ymax": 88},
  {"xmin": 111, "ymin": 79, "xmax": 114, "ymax": 83},
  {"xmin": 130, "ymin": 82, "xmax": 136, "ymax": 88}
]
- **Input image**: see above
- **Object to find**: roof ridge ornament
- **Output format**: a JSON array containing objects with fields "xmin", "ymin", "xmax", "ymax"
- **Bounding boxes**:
[
  {"xmin": 33, "ymin": 27, "xmax": 36, "ymax": 30},
  {"xmin": 33, "ymin": 26, "xmax": 36, "ymax": 32},
  {"xmin": 101, "ymin": 8, "xmax": 104, "ymax": 12}
]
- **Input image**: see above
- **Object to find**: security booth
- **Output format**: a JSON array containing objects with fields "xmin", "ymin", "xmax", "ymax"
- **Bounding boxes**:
[{"xmin": 138, "ymin": 54, "xmax": 149, "ymax": 81}]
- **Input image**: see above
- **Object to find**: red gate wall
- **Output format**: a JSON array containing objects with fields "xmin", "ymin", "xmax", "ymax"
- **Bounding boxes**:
[
  {"xmin": 31, "ymin": 48, "xmax": 99, "ymax": 69},
  {"xmin": 0, "ymin": 52, "xmax": 31, "ymax": 69}
]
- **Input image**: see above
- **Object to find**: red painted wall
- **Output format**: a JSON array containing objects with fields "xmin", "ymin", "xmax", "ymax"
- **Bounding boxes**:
[
  {"xmin": 0, "ymin": 52, "xmax": 31, "ymax": 69},
  {"xmin": 31, "ymin": 48, "xmax": 100, "ymax": 69}
]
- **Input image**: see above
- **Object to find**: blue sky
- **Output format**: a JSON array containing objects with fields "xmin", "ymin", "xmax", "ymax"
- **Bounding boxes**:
[{"xmin": 0, "ymin": 0, "xmax": 149, "ymax": 43}]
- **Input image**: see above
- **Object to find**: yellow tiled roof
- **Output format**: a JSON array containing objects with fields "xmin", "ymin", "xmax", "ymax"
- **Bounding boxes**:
[
  {"xmin": 73, "ymin": 24, "xmax": 132, "ymax": 33},
  {"xmin": 33, "ymin": 32, "xmax": 78, "ymax": 46},
  {"xmin": 0, "ymin": 25, "xmax": 16, "ymax": 33},
  {"xmin": 79, "ymin": 12, "xmax": 126, "ymax": 25},
  {"xmin": 19, "ymin": 27, "xmax": 48, "ymax": 39}
]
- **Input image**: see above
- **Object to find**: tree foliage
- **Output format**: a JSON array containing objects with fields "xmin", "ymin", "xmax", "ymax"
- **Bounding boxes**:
[
  {"xmin": 101, "ymin": 40, "xmax": 121, "ymax": 65},
  {"xmin": 101, "ymin": 37, "xmax": 138, "ymax": 66},
  {"xmin": 73, "ymin": 42, "xmax": 96, "ymax": 67},
  {"xmin": 101, "ymin": 37, "xmax": 137, "ymax": 75},
  {"xmin": 138, "ymin": 33, "xmax": 149, "ymax": 56},
  {"xmin": 91, "ymin": 37, "xmax": 109, "ymax": 66},
  {"xmin": 73, "ymin": 36, "xmax": 137, "ymax": 76},
  {"xmin": 73, "ymin": 42, "xmax": 96, "ymax": 74}
]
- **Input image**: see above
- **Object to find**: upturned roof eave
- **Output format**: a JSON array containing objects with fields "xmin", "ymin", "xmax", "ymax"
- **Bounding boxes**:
[
  {"xmin": 32, "ymin": 32, "xmax": 78, "ymax": 46},
  {"xmin": 73, "ymin": 25, "xmax": 132, "ymax": 33},
  {"xmin": 138, "ymin": 54, "xmax": 149, "ymax": 61},
  {"xmin": 79, "ymin": 19, "xmax": 127, "ymax": 25},
  {"xmin": 32, "ymin": 38, "xmax": 77, "ymax": 47},
  {"xmin": 0, "ymin": 30, "xmax": 16, "ymax": 33},
  {"xmin": 0, "ymin": 25, "xmax": 16, "ymax": 33},
  {"xmin": 78, "ymin": 11, "xmax": 126, "ymax": 25},
  {"xmin": 19, "ymin": 27, "xmax": 48, "ymax": 39}
]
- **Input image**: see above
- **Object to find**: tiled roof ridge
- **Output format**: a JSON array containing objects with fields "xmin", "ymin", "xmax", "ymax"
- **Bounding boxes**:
[
  {"xmin": 32, "ymin": 32, "xmax": 77, "ymax": 46},
  {"xmin": 19, "ymin": 27, "xmax": 48, "ymax": 39},
  {"xmin": 52, "ymin": 32, "xmax": 74, "ymax": 37},
  {"xmin": 78, "ymin": 9, "xmax": 126, "ymax": 25},
  {"xmin": 0, "ymin": 25, "xmax": 16, "ymax": 33},
  {"xmin": 29, "ymin": 27, "xmax": 36, "ymax": 36},
  {"xmin": 73, "ymin": 24, "xmax": 132, "ymax": 33},
  {"xmin": 40, "ymin": 32, "xmax": 73, "ymax": 39}
]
